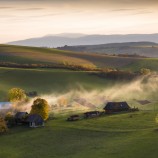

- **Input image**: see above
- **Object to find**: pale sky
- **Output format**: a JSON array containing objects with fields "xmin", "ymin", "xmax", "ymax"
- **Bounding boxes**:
[{"xmin": 0, "ymin": 0, "xmax": 158, "ymax": 43}]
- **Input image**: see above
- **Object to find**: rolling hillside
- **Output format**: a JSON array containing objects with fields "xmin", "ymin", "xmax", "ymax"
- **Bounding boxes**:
[
  {"xmin": 58, "ymin": 42, "xmax": 158, "ymax": 58},
  {"xmin": 0, "ymin": 67, "xmax": 113, "ymax": 100},
  {"xmin": 0, "ymin": 44, "xmax": 158, "ymax": 71},
  {"xmin": 0, "ymin": 44, "xmax": 96, "ymax": 69}
]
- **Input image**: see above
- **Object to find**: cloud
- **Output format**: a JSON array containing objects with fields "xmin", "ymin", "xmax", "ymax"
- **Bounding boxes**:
[
  {"xmin": 131, "ymin": 10, "xmax": 153, "ymax": 15},
  {"xmin": 111, "ymin": 8, "xmax": 138, "ymax": 12},
  {"xmin": 27, "ymin": 13, "xmax": 64, "ymax": 18},
  {"xmin": 0, "ymin": 6, "xmax": 13, "ymax": 9},
  {"xmin": 17, "ymin": 8, "xmax": 44, "ymax": 11},
  {"xmin": 0, "ymin": 0, "xmax": 158, "ymax": 13},
  {"xmin": 109, "ymin": 8, "xmax": 153, "ymax": 16},
  {"xmin": 1, "ymin": 0, "xmax": 158, "ymax": 5},
  {"xmin": 0, "ymin": 14, "xmax": 17, "ymax": 18}
]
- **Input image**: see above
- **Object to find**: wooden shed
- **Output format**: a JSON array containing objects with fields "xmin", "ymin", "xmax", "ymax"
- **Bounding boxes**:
[
  {"xmin": 67, "ymin": 115, "xmax": 80, "ymax": 121},
  {"xmin": 84, "ymin": 111, "xmax": 100, "ymax": 118},
  {"xmin": 27, "ymin": 114, "xmax": 44, "ymax": 128}
]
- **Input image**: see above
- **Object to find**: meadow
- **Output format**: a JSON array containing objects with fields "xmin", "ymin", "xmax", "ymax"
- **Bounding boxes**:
[
  {"xmin": 1, "ymin": 111, "xmax": 158, "ymax": 158},
  {"xmin": 0, "ymin": 67, "xmax": 114, "ymax": 100}
]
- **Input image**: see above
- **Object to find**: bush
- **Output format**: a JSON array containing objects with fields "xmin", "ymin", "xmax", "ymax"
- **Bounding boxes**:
[
  {"xmin": 5, "ymin": 112, "xmax": 16, "ymax": 127},
  {"xmin": 0, "ymin": 117, "xmax": 8, "ymax": 134},
  {"xmin": 140, "ymin": 68, "xmax": 151, "ymax": 75}
]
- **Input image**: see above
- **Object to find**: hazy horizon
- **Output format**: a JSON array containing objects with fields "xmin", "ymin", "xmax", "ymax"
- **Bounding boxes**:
[
  {"xmin": 4, "ymin": 32, "xmax": 158, "ymax": 45},
  {"xmin": 0, "ymin": 0, "xmax": 158, "ymax": 43}
]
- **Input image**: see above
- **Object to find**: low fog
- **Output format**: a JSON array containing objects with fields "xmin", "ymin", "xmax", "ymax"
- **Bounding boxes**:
[{"xmin": 18, "ymin": 75, "xmax": 158, "ymax": 114}]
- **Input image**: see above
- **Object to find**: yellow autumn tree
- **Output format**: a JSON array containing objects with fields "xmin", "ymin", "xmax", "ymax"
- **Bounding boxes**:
[
  {"xmin": 8, "ymin": 88, "xmax": 26, "ymax": 102},
  {"xmin": 30, "ymin": 98, "xmax": 50, "ymax": 120},
  {"xmin": 140, "ymin": 68, "xmax": 151, "ymax": 75},
  {"xmin": 0, "ymin": 117, "xmax": 8, "ymax": 134}
]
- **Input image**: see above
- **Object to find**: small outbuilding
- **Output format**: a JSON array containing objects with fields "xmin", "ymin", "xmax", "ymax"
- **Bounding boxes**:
[
  {"xmin": 104, "ymin": 102, "xmax": 130, "ymax": 113},
  {"xmin": 84, "ymin": 111, "xmax": 100, "ymax": 118},
  {"xmin": 67, "ymin": 115, "xmax": 80, "ymax": 121},
  {"xmin": 26, "ymin": 91, "xmax": 38, "ymax": 98},
  {"xmin": 27, "ymin": 114, "xmax": 44, "ymax": 128}
]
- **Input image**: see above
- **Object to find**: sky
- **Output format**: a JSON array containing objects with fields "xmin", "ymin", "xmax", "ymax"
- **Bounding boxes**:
[{"xmin": 0, "ymin": 0, "xmax": 158, "ymax": 43}]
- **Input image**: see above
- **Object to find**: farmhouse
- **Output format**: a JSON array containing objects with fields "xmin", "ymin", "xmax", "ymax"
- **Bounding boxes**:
[
  {"xmin": 104, "ymin": 102, "xmax": 130, "ymax": 113},
  {"xmin": 27, "ymin": 114, "xmax": 44, "ymax": 128}
]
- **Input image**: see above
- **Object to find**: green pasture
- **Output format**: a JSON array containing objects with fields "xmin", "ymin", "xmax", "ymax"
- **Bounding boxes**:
[{"xmin": 1, "ymin": 111, "xmax": 158, "ymax": 158}]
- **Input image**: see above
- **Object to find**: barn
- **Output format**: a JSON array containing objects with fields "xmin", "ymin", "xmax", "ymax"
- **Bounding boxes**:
[
  {"xmin": 104, "ymin": 102, "xmax": 130, "ymax": 113},
  {"xmin": 27, "ymin": 114, "xmax": 44, "ymax": 128}
]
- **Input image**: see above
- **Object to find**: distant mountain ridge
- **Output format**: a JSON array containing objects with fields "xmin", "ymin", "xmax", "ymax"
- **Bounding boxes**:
[
  {"xmin": 8, "ymin": 33, "xmax": 158, "ymax": 48},
  {"xmin": 45, "ymin": 33, "xmax": 87, "ymax": 38}
]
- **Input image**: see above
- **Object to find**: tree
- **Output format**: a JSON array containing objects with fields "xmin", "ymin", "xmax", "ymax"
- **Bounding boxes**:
[
  {"xmin": 0, "ymin": 117, "xmax": 8, "ymax": 134},
  {"xmin": 30, "ymin": 98, "xmax": 50, "ymax": 120},
  {"xmin": 8, "ymin": 88, "xmax": 26, "ymax": 102}
]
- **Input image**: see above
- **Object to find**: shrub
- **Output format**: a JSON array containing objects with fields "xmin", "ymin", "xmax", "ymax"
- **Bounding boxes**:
[
  {"xmin": 140, "ymin": 68, "xmax": 151, "ymax": 75},
  {"xmin": 0, "ymin": 117, "xmax": 8, "ymax": 134},
  {"xmin": 5, "ymin": 112, "xmax": 16, "ymax": 127}
]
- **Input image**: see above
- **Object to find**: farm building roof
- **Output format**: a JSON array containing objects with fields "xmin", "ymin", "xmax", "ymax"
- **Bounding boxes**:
[
  {"xmin": 15, "ymin": 112, "xmax": 28, "ymax": 119},
  {"xmin": 104, "ymin": 102, "xmax": 130, "ymax": 110},
  {"xmin": 135, "ymin": 100, "xmax": 151, "ymax": 105},
  {"xmin": 0, "ymin": 102, "xmax": 12, "ymax": 110},
  {"xmin": 74, "ymin": 98, "xmax": 96, "ymax": 108}
]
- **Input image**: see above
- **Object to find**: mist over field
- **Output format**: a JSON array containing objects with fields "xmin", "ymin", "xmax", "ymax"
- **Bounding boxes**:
[{"xmin": 18, "ymin": 75, "xmax": 158, "ymax": 113}]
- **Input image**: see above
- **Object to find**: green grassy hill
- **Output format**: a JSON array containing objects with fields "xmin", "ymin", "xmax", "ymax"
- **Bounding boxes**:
[
  {"xmin": 0, "ymin": 44, "xmax": 158, "ymax": 71},
  {"xmin": 0, "ymin": 67, "xmax": 113, "ymax": 100},
  {"xmin": 1, "ymin": 111, "xmax": 158, "ymax": 158}
]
